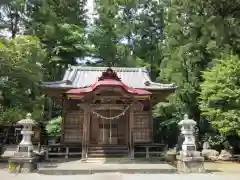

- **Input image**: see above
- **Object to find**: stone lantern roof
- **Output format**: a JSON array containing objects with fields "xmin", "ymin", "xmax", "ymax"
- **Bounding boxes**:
[
  {"xmin": 178, "ymin": 114, "xmax": 196, "ymax": 126},
  {"xmin": 17, "ymin": 113, "xmax": 37, "ymax": 126}
]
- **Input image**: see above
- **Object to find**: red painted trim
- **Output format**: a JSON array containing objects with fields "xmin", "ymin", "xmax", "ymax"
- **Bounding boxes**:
[{"xmin": 66, "ymin": 79, "xmax": 152, "ymax": 96}]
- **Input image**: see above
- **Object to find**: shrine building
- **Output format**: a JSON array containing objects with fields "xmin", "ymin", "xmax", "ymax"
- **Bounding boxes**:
[{"xmin": 41, "ymin": 66, "xmax": 176, "ymax": 160}]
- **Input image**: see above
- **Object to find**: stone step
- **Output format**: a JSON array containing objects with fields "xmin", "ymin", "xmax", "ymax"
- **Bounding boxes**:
[
  {"xmin": 37, "ymin": 161, "xmax": 177, "ymax": 175},
  {"xmin": 85, "ymin": 157, "xmax": 131, "ymax": 163},
  {"xmin": 85, "ymin": 157, "xmax": 106, "ymax": 163}
]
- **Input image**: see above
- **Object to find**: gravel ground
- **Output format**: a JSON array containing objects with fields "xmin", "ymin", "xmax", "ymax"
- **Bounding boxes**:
[
  {"xmin": 1, "ymin": 171, "xmax": 240, "ymax": 180},
  {"xmin": 1, "ymin": 159, "xmax": 240, "ymax": 180}
]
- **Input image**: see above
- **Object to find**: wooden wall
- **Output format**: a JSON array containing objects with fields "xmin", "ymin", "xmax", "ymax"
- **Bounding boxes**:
[
  {"xmin": 133, "ymin": 112, "xmax": 151, "ymax": 143},
  {"xmin": 132, "ymin": 101, "xmax": 152, "ymax": 143},
  {"xmin": 62, "ymin": 100, "xmax": 153, "ymax": 144},
  {"xmin": 63, "ymin": 110, "xmax": 84, "ymax": 143}
]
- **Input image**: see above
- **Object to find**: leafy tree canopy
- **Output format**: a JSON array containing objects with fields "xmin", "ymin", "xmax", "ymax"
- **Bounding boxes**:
[
  {"xmin": 200, "ymin": 55, "xmax": 240, "ymax": 136},
  {"xmin": 0, "ymin": 35, "xmax": 46, "ymax": 123}
]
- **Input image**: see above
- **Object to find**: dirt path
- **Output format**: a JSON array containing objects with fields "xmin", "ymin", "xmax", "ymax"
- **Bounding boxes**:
[{"xmin": 205, "ymin": 161, "xmax": 240, "ymax": 173}]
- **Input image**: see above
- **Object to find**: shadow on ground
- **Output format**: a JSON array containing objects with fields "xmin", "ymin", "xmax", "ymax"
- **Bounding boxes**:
[
  {"xmin": 206, "ymin": 169, "xmax": 222, "ymax": 173},
  {"xmin": 0, "ymin": 162, "xmax": 8, "ymax": 169}
]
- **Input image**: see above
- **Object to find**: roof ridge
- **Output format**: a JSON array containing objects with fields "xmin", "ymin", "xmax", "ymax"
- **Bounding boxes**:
[{"xmin": 69, "ymin": 66, "xmax": 148, "ymax": 72}]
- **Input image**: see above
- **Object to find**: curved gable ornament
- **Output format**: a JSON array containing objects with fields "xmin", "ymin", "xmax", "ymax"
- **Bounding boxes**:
[{"xmin": 98, "ymin": 67, "xmax": 121, "ymax": 81}]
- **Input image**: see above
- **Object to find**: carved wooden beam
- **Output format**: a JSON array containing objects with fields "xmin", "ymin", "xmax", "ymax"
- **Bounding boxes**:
[
  {"xmin": 93, "ymin": 96, "xmax": 132, "ymax": 101},
  {"xmin": 77, "ymin": 103, "xmax": 90, "ymax": 111}
]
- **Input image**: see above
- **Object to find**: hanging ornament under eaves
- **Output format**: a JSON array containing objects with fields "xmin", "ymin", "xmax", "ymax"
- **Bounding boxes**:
[{"xmin": 91, "ymin": 104, "xmax": 132, "ymax": 120}]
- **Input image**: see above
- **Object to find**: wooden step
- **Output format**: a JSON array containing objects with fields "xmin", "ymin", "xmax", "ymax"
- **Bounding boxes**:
[
  {"xmin": 88, "ymin": 150, "xmax": 128, "ymax": 154},
  {"xmin": 88, "ymin": 144, "xmax": 128, "ymax": 147},
  {"xmin": 88, "ymin": 149, "xmax": 128, "ymax": 152},
  {"xmin": 88, "ymin": 146, "xmax": 128, "ymax": 150},
  {"xmin": 87, "ymin": 145, "xmax": 129, "ymax": 158},
  {"xmin": 88, "ymin": 154, "xmax": 128, "ymax": 157},
  {"xmin": 88, "ymin": 154, "xmax": 128, "ymax": 158}
]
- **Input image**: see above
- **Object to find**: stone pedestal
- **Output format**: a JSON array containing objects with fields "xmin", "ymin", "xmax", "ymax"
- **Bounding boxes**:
[
  {"xmin": 165, "ymin": 150, "xmax": 177, "ymax": 162},
  {"xmin": 8, "ymin": 157, "xmax": 38, "ymax": 173},
  {"xmin": 177, "ymin": 156, "xmax": 205, "ymax": 173},
  {"xmin": 177, "ymin": 155, "xmax": 205, "ymax": 173}
]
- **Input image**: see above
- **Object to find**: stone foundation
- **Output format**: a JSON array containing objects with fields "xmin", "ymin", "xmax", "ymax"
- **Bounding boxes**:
[
  {"xmin": 8, "ymin": 157, "xmax": 38, "ymax": 173},
  {"xmin": 177, "ymin": 156, "xmax": 205, "ymax": 173}
]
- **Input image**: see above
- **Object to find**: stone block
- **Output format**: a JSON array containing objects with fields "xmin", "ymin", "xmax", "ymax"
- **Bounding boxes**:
[
  {"xmin": 202, "ymin": 149, "xmax": 219, "ymax": 160},
  {"xmin": 8, "ymin": 157, "xmax": 38, "ymax": 173},
  {"xmin": 177, "ymin": 155, "xmax": 205, "ymax": 173},
  {"xmin": 165, "ymin": 150, "xmax": 177, "ymax": 162},
  {"xmin": 218, "ymin": 150, "xmax": 232, "ymax": 161}
]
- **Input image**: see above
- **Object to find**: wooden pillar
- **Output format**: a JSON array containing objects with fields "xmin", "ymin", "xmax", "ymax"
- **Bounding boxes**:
[
  {"xmin": 129, "ymin": 105, "xmax": 134, "ymax": 159},
  {"xmin": 61, "ymin": 97, "xmax": 67, "ymax": 143},
  {"xmin": 81, "ymin": 109, "xmax": 87, "ymax": 161},
  {"xmin": 87, "ymin": 109, "xmax": 90, "ymax": 145},
  {"xmin": 149, "ymin": 98, "xmax": 154, "ymax": 142},
  {"xmin": 81, "ymin": 104, "xmax": 90, "ymax": 161}
]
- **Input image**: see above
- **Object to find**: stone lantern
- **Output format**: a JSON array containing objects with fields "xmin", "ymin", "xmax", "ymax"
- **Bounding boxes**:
[
  {"xmin": 176, "ymin": 114, "xmax": 205, "ymax": 173},
  {"xmin": 9, "ymin": 113, "xmax": 38, "ymax": 173},
  {"xmin": 178, "ymin": 114, "xmax": 197, "ymax": 154},
  {"xmin": 15, "ymin": 113, "xmax": 37, "ymax": 157}
]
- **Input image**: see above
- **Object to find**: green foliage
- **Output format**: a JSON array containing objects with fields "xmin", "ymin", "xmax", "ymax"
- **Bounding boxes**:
[
  {"xmin": 153, "ymin": 99, "xmax": 183, "ymax": 146},
  {"xmin": 207, "ymin": 134, "xmax": 225, "ymax": 148},
  {"xmin": 159, "ymin": 0, "xmax": 214, "ymax": 119},
  {"xmin": 0, "ymin": 35, "xmax": 46, "ymax": 123},
  {"xmin": 0, "ymin": 108, "xmax": 25, "ymax": 124},
  {"xmin": 89, "ymin": 0, "xmax": 125, "ymax": 65},
  {"xmin": 200, "ymin": 55, "xmax": 240, "ymax": 136},
  {"xmin": 153, "ymin": 100, "xmax": 182, "ymax": 127},
  {"xmin": 89, "ymin": 0, "xmax": 165, "ymax": 71},
  {"xmin": 0, "ymin": 35, "xmax": 45, "ymax": 81},
  {"xmin": 156, "ymin": 0, "xmax": 240, "ymax": 121},
  {"xmin": 153, "ymin": 0, "xmax": 240, "ymax": 144},
  {"xmin": 45, "ymin": 116, "xmax": 62, "ymax": 137},
  {"xmin": 25, "ymin": 0, "xmax": 88, "ymax": 80}
]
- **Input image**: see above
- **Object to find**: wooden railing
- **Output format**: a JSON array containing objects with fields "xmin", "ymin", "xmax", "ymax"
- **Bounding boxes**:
[
  {"xmin": 43, "ymin": 143, "xmax": 166, "ymax": 160},
  {"xmin": 4, "ymin": 142, "xmax": 167, "ymax": 160},
  {"xmin": 43, "ymin": 144, "xmax": 82, "ymax": 160},
  {"xmin": 134, "ymin": 143, "xmax": 167, "ymax": 159}
]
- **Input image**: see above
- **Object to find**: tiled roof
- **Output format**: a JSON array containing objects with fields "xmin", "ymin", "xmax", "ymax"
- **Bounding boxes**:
[{"xmin": 41, "ymin": 66, "xmax": 176, "ymax": 90}]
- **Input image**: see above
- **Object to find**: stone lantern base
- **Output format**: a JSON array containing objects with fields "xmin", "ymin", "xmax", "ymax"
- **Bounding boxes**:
[
  {"xmin": 177, "ymin": 152, "xmax": 205, "ymax": 173},
  {"xmin": 8, "ymin": 156, "xmax": 38, "ymax": 173}
]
